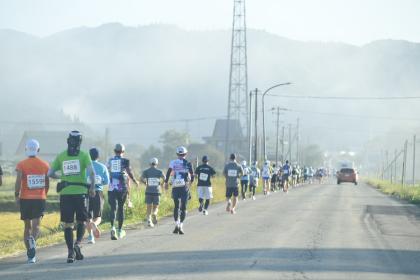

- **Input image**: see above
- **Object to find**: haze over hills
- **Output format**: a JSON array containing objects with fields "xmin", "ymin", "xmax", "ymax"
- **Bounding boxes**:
[{"xmin": 1, "ymin": 23, "xmax": 420, "ymax": 158}]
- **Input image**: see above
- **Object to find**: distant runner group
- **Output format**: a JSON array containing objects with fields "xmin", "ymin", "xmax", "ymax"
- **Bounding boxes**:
[{"xmin": 13, "ymin": 130, "xmax": 327, "ymax": 264}]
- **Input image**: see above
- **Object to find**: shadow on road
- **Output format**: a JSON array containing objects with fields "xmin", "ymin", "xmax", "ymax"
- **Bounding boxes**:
[{"xmin": 1, "ymin": 247, "xmax": 419, "ymax": 279}]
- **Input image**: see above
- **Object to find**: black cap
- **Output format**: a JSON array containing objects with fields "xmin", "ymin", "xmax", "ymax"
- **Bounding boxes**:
[
  {"xmin": 202, "ymin": 155, "xmax": 209, "ymax": 162},
  {"xmin": 230, "ymin": 153, "xmax": 236, "ymax": 160}
]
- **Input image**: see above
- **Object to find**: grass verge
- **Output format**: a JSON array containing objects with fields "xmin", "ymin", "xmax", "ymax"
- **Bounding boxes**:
[
  {"xmin": 1, "ymin": 176, "xmax": 255, "ymax": 258},
  {"xmin": 366, "ymin": 178, "xmax": 420, "ymax": 204}
]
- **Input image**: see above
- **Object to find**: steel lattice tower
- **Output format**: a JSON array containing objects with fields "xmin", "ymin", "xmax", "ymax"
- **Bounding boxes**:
[{"xmin": 225, "ymin": 0, "xmax": 249, "ymax": 156}]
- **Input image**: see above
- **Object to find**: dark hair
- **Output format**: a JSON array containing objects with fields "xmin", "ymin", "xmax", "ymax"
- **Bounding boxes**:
[
  {"xmin": 89, "ymin": 148, "xmax": 99, "ymax": 161},
  {"xmin": 202, "ymin": 155, "xmax": 209, "ymax": 162},
  {"xmin": 230, "ymin": 153, "xmax": 236, "ymax": 160}
]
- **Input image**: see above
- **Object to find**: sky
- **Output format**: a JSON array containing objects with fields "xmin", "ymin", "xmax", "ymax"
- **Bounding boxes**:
[{"xmin": 0, "ymin": 0, "xmax": 419, "ymax": 45}]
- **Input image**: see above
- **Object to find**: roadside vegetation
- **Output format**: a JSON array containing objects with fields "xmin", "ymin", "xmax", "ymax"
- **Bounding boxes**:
[
  {"xmin": 367, "ymin": 178, "xmax": 420, "ymax": 204},
  {"xmin": 0, "ymin": 175, "xmax": 247, "ymax": 258}
]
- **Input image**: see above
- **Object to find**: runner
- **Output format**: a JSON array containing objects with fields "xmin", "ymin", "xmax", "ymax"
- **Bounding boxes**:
[
  {"xmin": 261, "ymin": 160, "xmax": 272, "ymax": 195},
  {"xmin": 270, "ymin": 164, "xmax": 279, "ymax": 192},
  {"xmin": 164, "ymin": 146, "xmax": 194, "ymax": 234},
  {"xmin": 282, "ymin": 160, "xmax": 291, "ymax": 193},
  {"xmin": 107, "ymin": 143, "xmax": 139, "ymax": 240},
  {"xmin": 48, "ymin": 131, "xmax": 96, "ymax": 263},
  {"xmin": 15, "ymin": 139, "xmax": 49, "ymax": 263},
  {"xmin": 249, "ymin": 161, "xmax": 260, "ymax": 200},
  {"xmin": 308, "ymin": 166, "xmax": 315, "ymax": 184},
  {"xmin": 223, "ymin": 153, "xmax": 243, "ymax": 214},
  {"xmin": 291, "ymin": 165, "xmax": 298, "ymax": 187},
  {"xmin": 0, "ymin": 164, "xmax": 3, "ymax": 186},
  {"xmin": 195, "ymin": 155, "xmax": 216, "ymax": 215},
  {"xmin": 140, "ymin": 157, "xmax": 165, "ymax": 227},
  {"xmin": 240, "ymin": 160, "xmax": 251, "ymax": 200},
  {"xmin": 86, "ymin": 148, "xmax": 109, "ymax": 244}
]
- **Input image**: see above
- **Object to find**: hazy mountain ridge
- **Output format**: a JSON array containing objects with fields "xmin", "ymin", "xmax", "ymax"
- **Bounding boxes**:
[{"xmin": 1, "ymin": 23, "xmax": 420, "ymax": 154}]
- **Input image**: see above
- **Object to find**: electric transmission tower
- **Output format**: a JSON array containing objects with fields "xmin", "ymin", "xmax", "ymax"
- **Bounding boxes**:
[{"xmin": 225, "ymin": 0, "xmax": 249, "ymax": 157}]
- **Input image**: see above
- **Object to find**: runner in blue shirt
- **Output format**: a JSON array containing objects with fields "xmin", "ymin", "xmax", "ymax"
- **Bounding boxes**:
[{"xmin": 86, "ymin": 148, "xmax": 109, "ymax": 244}]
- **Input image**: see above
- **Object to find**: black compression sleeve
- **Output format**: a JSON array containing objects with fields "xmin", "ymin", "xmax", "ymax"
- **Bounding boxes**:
[{"xmin": 165, "ymin": 168, "xmax": 172, "ymax": 183}]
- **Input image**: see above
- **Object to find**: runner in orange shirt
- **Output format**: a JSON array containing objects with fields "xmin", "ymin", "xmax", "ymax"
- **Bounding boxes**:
[{"xmin": 15, "ymin": 139, "xmax": 50, "ymax": 264}]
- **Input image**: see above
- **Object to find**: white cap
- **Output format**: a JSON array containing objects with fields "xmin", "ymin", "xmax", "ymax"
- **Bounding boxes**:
[
  {"xmin": 25, "ymin": 139, "xmax": 40, "ymax": 157},
  {"xmin": 150, "ymin": 157, "xmax": 159, "ymax": 165}
]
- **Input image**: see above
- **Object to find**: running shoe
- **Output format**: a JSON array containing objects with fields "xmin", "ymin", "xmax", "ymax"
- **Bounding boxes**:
[
  {"xmin": 73, "ymin": 243, "xmax": 84, "ymax": 260},
  {"xmin": 27, "ymin": 257, "xmax": 36, "ymax": 264},
  {"xmin": 117, "ymin": 229, "xmax": 126, "ymax": 239},
  {"xmin": 252, "ymin": 196, "xmax": 256, "ymax": 200},
  {"xmin": 152, "ymin": 214, "xmax": 158, "ymax": 225},
  {"xmin": 230, "ymin": 208, "xmax": 236, "ymax": 214},
  {"xmin": 87, "ymin": 235, "xmax": 95, "ymax": 244},
  {"xmin": 147, "ymin": 220, "xmax": 154, "ymax": 228},
  {"xmin": 27, "ymin": 236, "xmax": 36, "ymax": 259},
  {"xmin": 203, "ymin": 210, "xmax": 208, "ymax": 216},
  {"xmin": 111, "ymin": 227, "xmax": 118, "ymax": 240},
  {"xmin": 173, "ymin": 225, "xmax": 179, "ymax": 234},
  {"xmin": 226, "ymin": 203, "xmax": 231, "ymax": 212},
  {"xmin": 178, "ymin": 226, "xmax": 185, "ymax": 235},
  {"xmin": 67, "ymin": 252, "xmax": 75, "ymax": 263}
]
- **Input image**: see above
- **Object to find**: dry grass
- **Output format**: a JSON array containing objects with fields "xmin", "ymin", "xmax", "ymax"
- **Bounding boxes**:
[
  {"xmin": 0, "ymin": 175, "xmax": 247, "ymax": 258},
  {"xmin": 367, "ymin": 178, "xmax": 420, "ymax": 204}
]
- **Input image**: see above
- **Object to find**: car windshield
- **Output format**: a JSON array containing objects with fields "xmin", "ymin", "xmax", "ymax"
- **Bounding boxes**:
[{"xmin": 340, "ymin": 168, "xmax": 355, "ymax": 174}]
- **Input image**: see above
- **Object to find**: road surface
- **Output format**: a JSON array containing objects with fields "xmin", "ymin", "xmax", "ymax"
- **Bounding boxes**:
[{"xmin": 1, "ymin": 182, "xmax": 420, "ymax": 279}]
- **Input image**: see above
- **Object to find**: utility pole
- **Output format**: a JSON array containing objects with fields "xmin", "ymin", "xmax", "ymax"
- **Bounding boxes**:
[
  {"xmin": 281, "ymin": 126, "xmax": 285, "ymax": 163},
  {"xmin": 104, "ymin": 127, "xmax": 110, "ymax": 160},
  {"xmin": 296, "ymin": 118, "xmax": 300, "ymax": 165},
  {"xmin": 288, "ymin": 123, "xmax": 292, "ymax": 163},
  {"xmin": 385, "ymin": 150, "xmax": 389, "ymax": 181},
  {"xmin": 253, "ymin": 88, "xmax": 258, "ymax": 163},
  {"xmin": 402, "ymin": 140, "xmax": 408, "ymax": 186},
  {"xmin": 394, "ymin": 149, "xmax": 398, "ymax": 183},
  {"xmin": 248, "ymin": 91, "xmax": 253, "ymax": 164},
  {"xmin": 413, "ymin": 135, "xmax": 416, "ymax": 186},
  {"xmin": 274, "ymin": 107, "xmax": 280, "ymax": 165}
]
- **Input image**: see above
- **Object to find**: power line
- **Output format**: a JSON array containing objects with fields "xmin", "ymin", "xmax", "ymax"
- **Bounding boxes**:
[
  {"xmin": 266, "ymin": 94, "xmax": 420, "ymax": 100},
  {"xmin": 264, "ymin": 107, "xmax": 420, "ymax": 121},
  {"xmin": 284, "ymin": 109, "xmax": 420, "ymax": 121},
  {"xmin": 0, "ymin": 115, "xmax": 226, "ymax": 126}
]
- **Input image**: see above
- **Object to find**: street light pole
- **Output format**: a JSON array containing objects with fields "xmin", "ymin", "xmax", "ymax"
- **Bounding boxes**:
[
  {"xmin": 262, "ymin": 82, "xmax": 291, "ymax": 160},
  {"xmin": 248, "ymin": 91, "xmax": 253, "ymax": 165}
]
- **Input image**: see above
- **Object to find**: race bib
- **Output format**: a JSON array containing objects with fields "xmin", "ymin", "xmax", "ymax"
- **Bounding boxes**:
[
  {"xmin": 63, "ymin": 160, "xmax": 81, "ymax": 176},
  {"xmin": 110, "ymin": 159, "xmax": 121, "ymax": 173},
  {"xmin": 88, "ymin": 175, "xmax": 102, "ymax": 185},
  {"xmin": 173, "ymin": 178, "xmax": 185, "ymax": 187},
  {"xmin": 283, "ymin": 169, "xmax": 289, "ymax": 175},
  {"xmin": 199, "ymin": 173, "xmax": 209, "ymax": 181},
  {"xmin": 110, "ymin": 178, "xmax": 120, "ymax": 190},
  {"xmin": 148, "ymin": 178, "xmax": 160, "ymax": 186},
  {"xmin": 27, "ymin": 175, "xmax": 46, "ymax": 189},
  {"xmin": 227, "ymin": 169, "xmax": 237, "ymax": 177}
]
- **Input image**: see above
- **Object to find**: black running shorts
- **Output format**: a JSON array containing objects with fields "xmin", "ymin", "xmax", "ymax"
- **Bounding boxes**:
[
  {"xmin": 88, "ymin": 191, "xmax": 104, "ymax": 219},
  {"xmin": 60, "ymin": 194, "xmax": 89, "ymax": 223},
  {"xmin": 20, "ymin": 199, "xmax": 46, "ymax": 220},
  {"xmin": 226, "ymin": 187, "xmax": 239, "ymax": 198}
]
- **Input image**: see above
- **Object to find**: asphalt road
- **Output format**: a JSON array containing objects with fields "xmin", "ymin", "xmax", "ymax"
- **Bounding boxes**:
[{"xmin": 1, "ymin": 182, "xmax": 420, "ymax": 280}]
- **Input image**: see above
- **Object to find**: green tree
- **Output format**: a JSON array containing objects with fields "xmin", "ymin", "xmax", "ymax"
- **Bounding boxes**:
[
  {"xmin": 140, "ymin": 145, "xmax": 163, "ymax": 170},
  {"xmin": 302, "ymin": 144, "xmax": 324, "ymax": 167}
]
